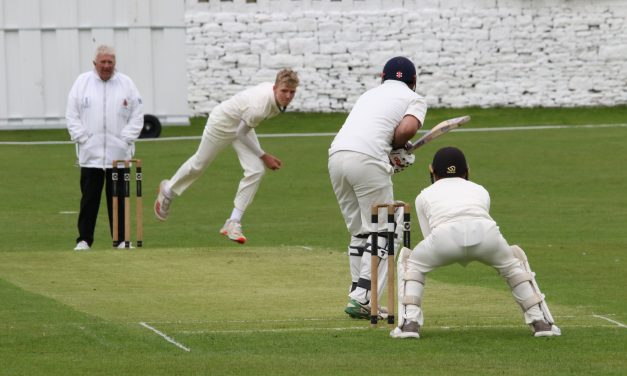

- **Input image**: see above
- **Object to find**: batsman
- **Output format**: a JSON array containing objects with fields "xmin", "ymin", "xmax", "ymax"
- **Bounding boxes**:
[
  {"xmin": 392, "ymin": 147, "xmax": 561, "ymax": 338},
  {"xmin": 328, "ymin": 56, "xmax": 427, "ymax": 319}
]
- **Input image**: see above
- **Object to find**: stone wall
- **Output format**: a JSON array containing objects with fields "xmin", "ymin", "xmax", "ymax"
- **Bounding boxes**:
[{"xmin": 185, "ymin": 0, "xmax": 627, "ymax": 114}]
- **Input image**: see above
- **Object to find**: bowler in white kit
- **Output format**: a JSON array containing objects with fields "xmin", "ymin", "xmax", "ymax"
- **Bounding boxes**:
[{"xmin": 154, "ymin": 69, "xmax": 299, "ymax": 244}]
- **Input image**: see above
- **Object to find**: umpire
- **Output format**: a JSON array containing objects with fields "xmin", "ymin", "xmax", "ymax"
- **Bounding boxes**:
[{"xmin": 66, "ymin": 45, "xmax": 144, "ymax": 251}]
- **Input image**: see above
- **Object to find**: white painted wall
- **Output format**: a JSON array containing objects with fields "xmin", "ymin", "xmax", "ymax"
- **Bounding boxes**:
[
  {"xmin": 184, "ymin": 0, "xmax": 627, "ymax": 114},
  {"xmin": 0, "ymin": 0, "xmax": 189, "ymax": 130},
  {"xmin": 3, "ymin": 0, "xmax": 626, "ymax": 128}
]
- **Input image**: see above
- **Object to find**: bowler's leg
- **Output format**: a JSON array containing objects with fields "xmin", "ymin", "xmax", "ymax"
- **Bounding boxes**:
[
  {"xmin": 168, "ymin": 128, "xmax": 230, "ymax": 196},
  {"xmin": 231, "ymin": 139, "xmax": 266, "ymax": 213}
]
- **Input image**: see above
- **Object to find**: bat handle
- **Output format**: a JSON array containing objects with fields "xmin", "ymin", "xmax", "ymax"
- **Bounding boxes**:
[{"xmin": 411, "ymin": 140, "xmax": 424, "ymax": 150}]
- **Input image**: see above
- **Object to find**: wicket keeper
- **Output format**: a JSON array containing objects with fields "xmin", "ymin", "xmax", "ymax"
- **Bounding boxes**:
[{"xmin": 392, "ymin": 147, "xmax": 561, "ymax": 338}]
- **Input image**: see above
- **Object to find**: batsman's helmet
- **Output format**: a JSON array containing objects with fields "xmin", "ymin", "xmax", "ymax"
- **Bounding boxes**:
[
  {"xmin": 431, "ymin": 146, "xmax": 469, "ymax": 179},
  {"xmin": 382, "ymin": 56, "xmax": 416, "ymax": 88}
]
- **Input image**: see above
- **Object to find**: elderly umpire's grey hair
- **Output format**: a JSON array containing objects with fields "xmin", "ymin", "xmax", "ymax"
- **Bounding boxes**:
[{"xmin": 94, "ymin": 45, "xmax": 116, "ymax": 59}]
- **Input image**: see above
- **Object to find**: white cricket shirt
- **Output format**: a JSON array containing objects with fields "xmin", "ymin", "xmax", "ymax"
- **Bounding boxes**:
[
  {"xmin": 415, "ymin": 177, "xmax": 495, "ymax": 237},
  {"xmin": 210, "ymin": 82, "xmax": 281, "ymax": 132},
  {"xmin": 329, "ymin": 80, "xmax": 427, "ymax": 162}
]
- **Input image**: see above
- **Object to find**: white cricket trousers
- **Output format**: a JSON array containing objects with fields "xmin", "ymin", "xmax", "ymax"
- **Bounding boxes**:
[
  {"xmin": 168, "ymin": 124, "xmax": 266, "ymax": 212},
  {"xmin": 404, "ymin": 219, "xmax": 545, "ymax": 325},
  {"xmin": 329, "ymin": 151, "xmax": 395, "ymax": 303},
  {"xmin": 328, "ymin": 151, "xmax": 394, "ymax": 236}
]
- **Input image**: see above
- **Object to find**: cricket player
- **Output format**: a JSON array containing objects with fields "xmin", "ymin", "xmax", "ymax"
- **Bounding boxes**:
[
  {"xmin": 66, "ymin": 45, "xmax": 144, "ymax": 251},
  {"xmin": 391, "ymin": 147, "xmax": 561, "ymax": 338},
  {"xmin": 154, "ymin": 69, "xmax": 299, "ymax": 244},
  {"xmin": 328, "ymin": 56, "xmax": 427, "ymax": 318}
]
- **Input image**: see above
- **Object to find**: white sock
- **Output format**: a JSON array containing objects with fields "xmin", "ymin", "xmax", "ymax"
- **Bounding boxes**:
[{"xmin": 229, "ymin": 208, "xmax": 244, "ymax": 223}]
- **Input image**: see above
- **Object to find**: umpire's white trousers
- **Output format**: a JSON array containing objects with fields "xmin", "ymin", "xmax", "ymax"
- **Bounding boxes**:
[
  {"xmin": 405, "ymin": 219, "xmax": 545, "ymax": 325},
  {"xmin": 168, "ymin": 124, "xmax": 266, "ymax": 212}
]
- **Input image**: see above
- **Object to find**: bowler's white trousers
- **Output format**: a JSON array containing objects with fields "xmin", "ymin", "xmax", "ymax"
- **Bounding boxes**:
[
  {"xmin": 168, "ymin": 122, "xmax": 265, "ymax": 212},
  {"xmin": 404, "ymin": 219, "xmax": 545, "ymax": 325}
]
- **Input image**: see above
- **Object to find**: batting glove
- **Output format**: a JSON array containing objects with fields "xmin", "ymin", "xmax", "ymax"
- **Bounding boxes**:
[{"xmin": 389, "ymin": 148, "xmax": 415, "ymax": 173}]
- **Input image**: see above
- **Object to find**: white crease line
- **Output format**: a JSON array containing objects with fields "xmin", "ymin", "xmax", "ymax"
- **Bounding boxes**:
[
  {"xmin": 181, "ymin": 326, "xmax": 368, "ymax": 334},
  {"xmin": 179, "ymin": 323, "xmax": 614, "ymax": 335},
  {"xmin": 592, "ymin": 314, "xmax": 627, "ymax": 328},
  {"xmin": 139, "ymin": 321, "xmax": 191, "ymax": 352},
  {"xmin": 137, "ymin": 315, "xmax": 578, "ymax": 325},
  {"xmin": 144, "ymin": 317, "xmax": 346, "ymax": 325}
]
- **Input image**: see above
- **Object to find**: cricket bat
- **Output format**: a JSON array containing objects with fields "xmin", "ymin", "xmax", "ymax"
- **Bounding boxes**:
[{"xmin": 408, "ymin": 115, "xmax": 471, "ymax": 151}]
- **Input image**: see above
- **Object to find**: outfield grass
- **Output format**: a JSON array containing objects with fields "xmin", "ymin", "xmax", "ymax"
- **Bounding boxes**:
[{"xmin": 0, "ymin": 108, "xmax": 626, "ymax": 375}]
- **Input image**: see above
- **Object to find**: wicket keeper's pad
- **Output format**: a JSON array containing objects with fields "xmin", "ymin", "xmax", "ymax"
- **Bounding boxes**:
[
  {"xmin": 510, "ymin": 245, "xmax": 558, "ymax": 330},
  {"xmin": 396, "ymin": 246, "xmax": 423, "ymax": 328}
]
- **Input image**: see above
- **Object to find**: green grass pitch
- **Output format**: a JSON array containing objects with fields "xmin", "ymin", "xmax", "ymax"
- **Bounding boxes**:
[{"xmin": 0, "ymin": 107, "xmax": 626, "ymax": 375}]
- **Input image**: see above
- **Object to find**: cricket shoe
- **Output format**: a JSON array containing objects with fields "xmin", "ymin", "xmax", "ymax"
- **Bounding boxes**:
[
  {"xmin": 390, "ymin": 321, "xmax": 420, "ymax": 339},
  {"xmin": 531, "ymin": 320, "xmax": 561, "ymax": 337},
  {"xmin": 220, "ymin": 219, "xmax": 246, "ymax": 244},
  {"xmin": 344, "ymin": 299, "xmax": 387, "ymax": 320},
  {"xmin": 154, "ymin": 180, "xmax": 172, "ymax": 221},
  {"xmin": 74, "ymin": 240, "xmax": 90, "ymax": 251},
  {"xmin": 374, "ymin": 305, "xmax": 389, "ymax": 320},
  {"xmin": 117, "ymin": 241, "xmax": 135, "ymax": 249}
]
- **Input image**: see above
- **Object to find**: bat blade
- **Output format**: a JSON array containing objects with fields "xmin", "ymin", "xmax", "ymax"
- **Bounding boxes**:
[{"xmin": 409, "ymin": 115, "xmax": 471, "ymax": 151}]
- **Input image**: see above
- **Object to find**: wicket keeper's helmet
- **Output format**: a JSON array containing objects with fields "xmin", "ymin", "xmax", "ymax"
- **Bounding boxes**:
[
  {"xmin": 382, "ymin": 56, "xmax": 416, "ymax": 88},
  {"xmin": 431, "ymin": 146, "xmax": 468, "ymax": 179}
]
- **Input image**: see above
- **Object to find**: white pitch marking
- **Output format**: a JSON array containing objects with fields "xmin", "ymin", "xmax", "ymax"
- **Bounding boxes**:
[
  {"xmin": 181, "ymin": 326, "xmax": 368, "ymax": 334},
  {"xmin": 450, "ymin": 123, "xmax": 627, "ymax": 132},
  {"xmin": 2, "ymin": 123, "xmax": 627, "ymax": 145},
  {"xmin": 180, "ymin": 322, "xmax": 614, "ymax": 335},
  {"xmin": 59, "ymin": 211, "xmax": 78, "ymax": 214},
  {"xmin": 139, "ymin": 322, "xmax": 191, "ymax": 352},
  {"xmin": 143, "ymin": 317, "xmax": 345, "ymax": 325},
  {"xmin": 592, "ymin": 314, "xmax": 627, "ymax": 328},
  {"xmin": 141, "ymin": 314, "xmax": 579, "ymax": 325}
]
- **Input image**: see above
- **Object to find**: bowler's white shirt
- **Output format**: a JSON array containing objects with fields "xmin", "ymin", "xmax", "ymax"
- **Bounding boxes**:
[
  {"xmin": 416, "ymin": 177, "xmax": 495, "ymax": 237},
  {"xmin": 329, "ymin": 80, "xmax": 427, "ymax": 162},
  {"xmin": 211, "ymin": 82, "xmax": 280, "ymax": 132}
]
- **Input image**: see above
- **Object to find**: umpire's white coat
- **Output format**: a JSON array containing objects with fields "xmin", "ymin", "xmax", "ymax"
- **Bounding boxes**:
[{"xmin": 66, "ymin": 71, "xmax": 144, "ymax": 169}]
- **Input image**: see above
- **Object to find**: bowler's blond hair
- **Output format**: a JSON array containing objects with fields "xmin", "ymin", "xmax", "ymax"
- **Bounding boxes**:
[{"xmin": 275, "ymin": 69, "xmax": 299, "ymax": 88}]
